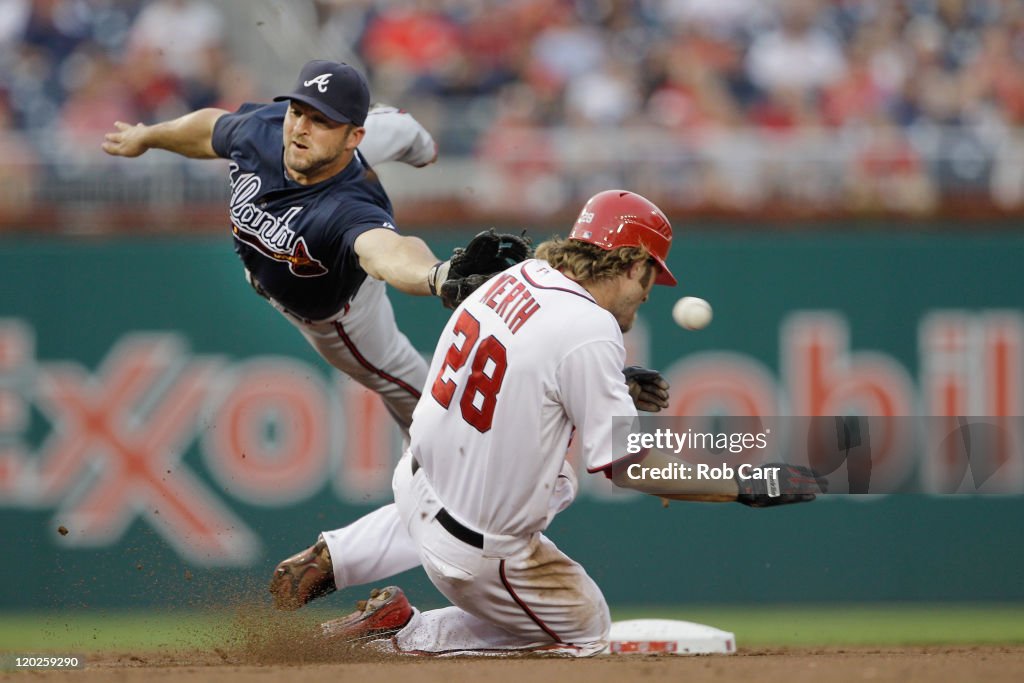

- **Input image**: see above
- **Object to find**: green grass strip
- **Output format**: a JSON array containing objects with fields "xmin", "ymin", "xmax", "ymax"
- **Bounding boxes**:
[
  {"xmin": 1, "ymin": 604, "xmax": 1023, "ymax": 652},
  {"xmin": 0, "ymin": 611, "xmax": 230, "ymax": 652}
]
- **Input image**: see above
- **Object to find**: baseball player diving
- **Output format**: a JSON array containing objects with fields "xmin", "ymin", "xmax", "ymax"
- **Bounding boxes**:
[
  {"xmin": 269, "ymin": 190, "xmax": 827, "ymax": 656},
  {"xmin": 101, "ymin": 59, "xmax": 529, "ymax": 445}
]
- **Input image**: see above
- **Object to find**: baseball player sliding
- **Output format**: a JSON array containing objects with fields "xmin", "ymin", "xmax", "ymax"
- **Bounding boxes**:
[
  {"xmin": 101, "ymin": 60, "xmax": 529, "ymax": 442},
  {"xmin": 270, "ymin": 190, "xmax": 827, "ymax": 656}
]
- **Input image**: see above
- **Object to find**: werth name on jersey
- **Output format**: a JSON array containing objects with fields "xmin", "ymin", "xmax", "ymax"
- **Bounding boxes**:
[
  {"xmin": 227, "ymin": 163, "xmax": 327, "ymax": 277},
  {"xmin": 479, "ymin": 272, "xmax": 541, "ymax": 334}
]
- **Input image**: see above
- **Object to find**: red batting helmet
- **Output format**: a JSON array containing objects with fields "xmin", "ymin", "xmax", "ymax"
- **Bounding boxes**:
[{"xmin": 568, "ymin": 190, "xmax": 677, "ymax": 286}]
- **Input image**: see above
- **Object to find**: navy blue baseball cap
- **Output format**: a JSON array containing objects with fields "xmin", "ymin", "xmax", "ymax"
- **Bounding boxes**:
[{"xmin": 273, "ymin": 60, "xmax": 370, "ymax": 126}]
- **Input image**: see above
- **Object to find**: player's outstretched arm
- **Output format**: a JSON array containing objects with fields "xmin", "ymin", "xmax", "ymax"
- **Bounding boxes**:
[
  {"xmin": 354, "ymin": 228, "xmax": 441, "ymax": 296},
  {"xmin": 609, "ymin": 449, "xmax": 827, "ymax": 507},
  {"xmin": 354, "ymin": 228, "xmax": 533, "ymax": 305},
  {"xmin": 101, "ymin": 108, "xmax": 229, "ymax": 159},
  {"xmin": 610, "ymin": 449, "xmax": 739, "ymax": 502}
]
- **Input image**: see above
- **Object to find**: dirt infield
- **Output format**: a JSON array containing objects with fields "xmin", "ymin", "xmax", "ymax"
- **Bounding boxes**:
[{"xmin": 6, "ymin": 646, "xmax": 1022, "ymax": 683}]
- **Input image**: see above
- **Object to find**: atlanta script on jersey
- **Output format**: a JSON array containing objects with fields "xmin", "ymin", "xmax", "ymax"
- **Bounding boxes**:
[{"xmin": 212, "ymin": 102, "xmax": 397, "ymax": 321}]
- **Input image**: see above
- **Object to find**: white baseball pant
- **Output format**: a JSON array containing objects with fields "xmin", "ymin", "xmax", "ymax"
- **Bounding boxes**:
[{"xmin": 321, "ymin": 452, "xmax": 610, "ymax": 656}]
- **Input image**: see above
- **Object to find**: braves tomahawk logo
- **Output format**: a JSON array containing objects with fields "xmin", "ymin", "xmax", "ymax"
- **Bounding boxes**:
[
  {"xmin": 303, "ymin": 74, "xmax": 332, "ymax": 93},
  {"xmin": 228, "ymin": 164, "xmax": 327, "ymax": 277}
]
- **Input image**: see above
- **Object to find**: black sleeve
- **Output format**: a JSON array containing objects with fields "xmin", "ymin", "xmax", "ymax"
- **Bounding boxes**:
[{"xmin": 210, "ymin": 102, "xmax": 266, "ymax": 159}]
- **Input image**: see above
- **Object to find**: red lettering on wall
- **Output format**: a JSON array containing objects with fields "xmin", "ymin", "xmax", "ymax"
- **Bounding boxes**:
[
  {"xmin": 785, "ymin": 313, "xmax": 914, "ymax": 418},
  {"xmin": 665, "ymin": 352, "xmax": 780, "ymax": 462},
  {"xmin": 783, "ymin": 313, "xmax": 915, "ymax": 491},
  {"xmin": 0, "ymin": 445, "xmax": 24, "ymax": 498},
  {"xmin": 32, "ymin": 335, "xmax": 257, "ymax": 564},
  {"xmin": 980, "ymin": 314, "xmax": 1022, "ymax": 490},
  {"xmin": 668, "ymin": 353, "xmax": 779, "ymax": 418},
  {"xmin": 921, "ymin": 313, "xmax": 972, "ymax": 490},
  {"xmin": 921, "ymin": 313, "xmax": 1023, "ymax": 492},
  {"xmin": 0, "ymin": 321, "xmax": 32, "ymax": 498},
  {"xmin": 335, "ymin": 376, "xmax": 403, "ymax": 502},
  {"xmin": 203, "ymin": 359, "xmax": 329, "ymax": 505}
]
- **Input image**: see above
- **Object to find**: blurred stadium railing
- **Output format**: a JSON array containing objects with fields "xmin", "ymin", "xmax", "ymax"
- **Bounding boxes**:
[{"xmin": 2, "ymin": 123, "xmax": 1022, "ymax": 234}]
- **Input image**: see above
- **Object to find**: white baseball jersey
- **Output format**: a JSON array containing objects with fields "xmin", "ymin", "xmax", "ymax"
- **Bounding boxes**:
[
  {"xmin": 323, "ymin": 258, "xmax": 628, "ymax": 655},
  {"xmin": 408, "ymin": 259, "xmax": 639, "ymax": 538}
]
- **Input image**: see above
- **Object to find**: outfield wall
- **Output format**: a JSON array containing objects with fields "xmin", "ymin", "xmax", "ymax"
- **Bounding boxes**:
[{"xmin": 1, "ymin": 232, "xmax": 1023, "ymax": 609}]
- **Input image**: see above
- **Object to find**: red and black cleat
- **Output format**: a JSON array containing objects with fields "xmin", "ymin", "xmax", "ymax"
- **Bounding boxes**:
[
  {"xmin": 269, "ymin": 534, "xmax": 337, "ymax": 610},
  {"xmin": 320, "ymin": 586, "xmax": 413, "ymax": 644}
]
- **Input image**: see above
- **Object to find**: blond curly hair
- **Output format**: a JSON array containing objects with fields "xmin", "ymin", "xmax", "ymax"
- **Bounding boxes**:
[{"xmin": 535, "ymin": 238, "xmax": 652, "ymax": 284}]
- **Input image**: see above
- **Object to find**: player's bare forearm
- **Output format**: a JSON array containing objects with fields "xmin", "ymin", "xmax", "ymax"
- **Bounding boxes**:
[
  {"xmin": 102, "ymin": 108, "xmax": 228, "ymax": 159},
  {"xmin": 354, "ymin": 229, "xmax": 439, "ymax": 296},
  {"xmin": 611, "ymin": 450, "xmax": 827, "ymax": 507},
  {"xmin": 609, "ymin": 449, "xmax": 740, "ymax": 501}
]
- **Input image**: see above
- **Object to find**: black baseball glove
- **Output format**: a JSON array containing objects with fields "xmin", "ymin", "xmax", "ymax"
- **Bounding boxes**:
[
  {"xmin": 735, "ymin": 463, "xmax": 828, "ymax": 508},
  {"xmin": 429, "ymin": 229, "xmax": 533, "ymax": 309},
  {"xmin": 623, "ymin": 365, "xmax": 670, "ymax": 412}
]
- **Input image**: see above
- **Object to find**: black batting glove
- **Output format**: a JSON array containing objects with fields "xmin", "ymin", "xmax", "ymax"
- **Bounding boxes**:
[
  {"xmin": 735, "ymin": 463, "xmax": 828, "ymax": 508},
  {"xmin": 623, "ymin": 365, "xmax": 670, "ymax": 412}
]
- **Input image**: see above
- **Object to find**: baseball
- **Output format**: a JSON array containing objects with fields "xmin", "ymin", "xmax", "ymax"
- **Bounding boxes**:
[{"xmin": 673, "ymin": 296, "xmax": 713, "ymax": 330}]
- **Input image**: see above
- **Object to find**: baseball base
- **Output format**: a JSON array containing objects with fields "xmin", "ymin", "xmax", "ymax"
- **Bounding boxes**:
[{"xmin": 602, "ymin": 619, "xmax": 736, "ymax": 655}]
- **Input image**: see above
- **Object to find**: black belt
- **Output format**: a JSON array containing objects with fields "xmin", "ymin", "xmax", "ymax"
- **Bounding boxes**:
[{"xmin": 411, "ymin": 458, "xmax": 484, "ymax": 549}]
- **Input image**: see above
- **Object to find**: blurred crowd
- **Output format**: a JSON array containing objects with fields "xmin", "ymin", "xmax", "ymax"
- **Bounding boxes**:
[
  {"xmin": 0, "ymin": 0, "xmax": 248, "ymax": 160},
  {"xmin": 3, "ymin": 0, "xmax": 1024, "ymax": 222}
]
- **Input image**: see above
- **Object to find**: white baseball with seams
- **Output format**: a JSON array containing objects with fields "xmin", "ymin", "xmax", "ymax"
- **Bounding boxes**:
[{"xmin": 673, "ymin": 296, "xmax": 713, "ymax": 330}]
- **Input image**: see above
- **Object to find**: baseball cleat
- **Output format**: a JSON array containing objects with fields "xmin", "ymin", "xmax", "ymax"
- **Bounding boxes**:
[
  {"xmin": 319, "ymin": 586, "xmax": 413, "ymax": 643},
  {"xmin": 269, "ymin": 534, "xmax": 337, "ymax": 610}
]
